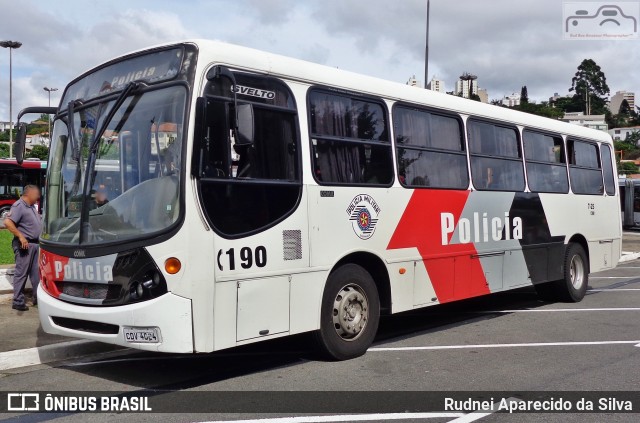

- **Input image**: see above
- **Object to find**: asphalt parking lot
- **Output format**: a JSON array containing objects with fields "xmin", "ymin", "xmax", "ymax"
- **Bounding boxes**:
[{"xmin": 2, "ymin": 256, "xmax": 640, "ymax": 423}]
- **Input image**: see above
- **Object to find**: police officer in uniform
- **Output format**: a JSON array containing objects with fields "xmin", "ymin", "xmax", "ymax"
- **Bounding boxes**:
[{"xmin": 3, "ymin": 185, "xmax": 42, "ymax": 311}]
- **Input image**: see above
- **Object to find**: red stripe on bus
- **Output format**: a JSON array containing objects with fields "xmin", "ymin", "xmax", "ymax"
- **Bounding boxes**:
[
  {"xmin": 40, "ymin": 249, "xmax": 67, "ymax": 298},
  {"xmin": 387, "ymin": 190, "xmax": 490, "ymax": 302}
]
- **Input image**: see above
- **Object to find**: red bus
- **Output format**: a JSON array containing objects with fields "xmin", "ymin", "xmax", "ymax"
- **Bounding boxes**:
[{"xmin": 0, "ymin": 158, "xmax": 47, "ymax": 218}]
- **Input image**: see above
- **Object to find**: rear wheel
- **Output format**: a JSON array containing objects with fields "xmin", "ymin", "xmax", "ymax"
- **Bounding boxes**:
[
  {"xmin": 535, "ymin": 243, "xmax": 588, "ymax": 302},
  {"xmin": 314, "ymin": 264, "xmax": 380, "ymax": 360}
]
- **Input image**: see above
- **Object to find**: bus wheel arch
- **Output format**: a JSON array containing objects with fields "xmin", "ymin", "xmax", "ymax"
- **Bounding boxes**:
[
  {"xmin": 332, "ymin": 251, "xmax": 391, "ymax": 315},
  {"xmin": 535, "ymin": 236, "xmax": 589, "ymax": 303},
  {"xmin": 313, "ymin": 252, "xmax": 389, "ymax": 360},
  {"xmin": 567, "ymin": 233, "xmax": 590, "ymax": 273}
]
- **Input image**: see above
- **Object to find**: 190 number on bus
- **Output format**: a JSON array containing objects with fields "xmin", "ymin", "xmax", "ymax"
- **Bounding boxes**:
[{"xmin": 217, "ymin": 246, "xmax": 267, "ymax": 271}]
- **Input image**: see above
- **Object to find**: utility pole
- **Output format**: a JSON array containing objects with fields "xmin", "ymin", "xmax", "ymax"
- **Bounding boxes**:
[
  {"xmin": 424, "ymin": 0, "xmax": 430, "ymax": 89},
  {"xmin": 0, "ymin": 40, "xmax": 22, "ymax": 158},
  {"xmin": 44, "ymin": 87, "xmax": 58, "ymax": 144}
]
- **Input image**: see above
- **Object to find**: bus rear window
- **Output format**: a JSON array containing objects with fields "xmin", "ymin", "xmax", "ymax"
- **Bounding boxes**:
[{"xmin": 600, "ymin": 144, "xmax": 616, "ymax": 196}]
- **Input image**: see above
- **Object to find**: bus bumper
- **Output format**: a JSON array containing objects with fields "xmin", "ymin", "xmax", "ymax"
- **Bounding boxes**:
[{"xmin": 38, "ymin": 288, "xmax": 194, "ymax": 353}]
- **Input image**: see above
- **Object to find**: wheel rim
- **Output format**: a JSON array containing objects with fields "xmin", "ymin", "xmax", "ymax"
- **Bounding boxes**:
[
  {"xmin": 569, "ymin": 254, "xmax": 585, "ymax": 289},
  {"xmin": 0, "ymin": 209, "xmax": 8, "ymax": 219},
  {"xmin": 332, "ymin": 283, "xmax": 369, "ymax": 341}
]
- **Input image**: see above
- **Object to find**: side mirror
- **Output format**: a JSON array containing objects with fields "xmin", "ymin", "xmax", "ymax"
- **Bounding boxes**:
[
  {"xmin": 235, "ymin": 104, "xmax": 254, "ymax": 146},
  {"xmin": 15, "ymin": 122, "xmax": 27, "ymax": 164},
  {"xmin": 15, "ymin": 106, "xmax": 57, "ymax": 164}
]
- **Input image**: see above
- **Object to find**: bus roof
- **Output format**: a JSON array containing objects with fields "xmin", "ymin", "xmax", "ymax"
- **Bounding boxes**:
[{"xmin": 77, "ymin": 39, "xmax": 614, "ymax": 145}]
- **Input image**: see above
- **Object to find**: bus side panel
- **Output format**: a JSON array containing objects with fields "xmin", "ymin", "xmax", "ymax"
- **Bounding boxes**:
[
  {"xmin": 307, "ymin": 184, "xmax": 427, "ymax": 313},
  {"xmin": 210, "ymin": 189, "xmax": 311, "ymax": 350},
  {"xmin": 539, "ymin": 193, "xmax": 622, "ymax": 272}
]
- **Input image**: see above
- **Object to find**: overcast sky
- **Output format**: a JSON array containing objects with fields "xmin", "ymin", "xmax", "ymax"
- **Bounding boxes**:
[{"xmin": 0, "ymin": 0, "xmax": 638, "ymax": 122}]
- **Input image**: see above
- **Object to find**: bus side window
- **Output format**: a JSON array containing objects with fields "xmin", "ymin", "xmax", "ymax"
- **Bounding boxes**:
[
  {"xmin": 568, "ymin": 140, "xmax": 603, "ymax": 195},
  {"xmin": 198, "ymin": 73, "xmax": 302, "ymax": 236},
  {"xmin": 394, "ymin": 106, "xmax": 468, "ymax": 190},
  {"xmin": 308, "ymin": 90, "xmax": 393, "ymax": 186},
  {"xmin": 468, "ymin": 120, "xmax": 524, "ymax": 192},
  {"xmin": 523, "ymin": 130, "xmax": 569, "ymax": 194}
]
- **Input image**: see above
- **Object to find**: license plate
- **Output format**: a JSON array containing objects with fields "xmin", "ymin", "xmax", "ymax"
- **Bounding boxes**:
[{"xmin": 123, "ymin": 327, "xmax": 161, "ymax": 344}]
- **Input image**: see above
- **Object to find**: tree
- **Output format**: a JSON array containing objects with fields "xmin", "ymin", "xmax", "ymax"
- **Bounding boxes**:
[
  {"xmin": 619, "ymin": 99, "xmax": 631, "ymax": 116},
  {"xmin": 569, "ymin": 59, "xmax": 610, "ymax": 115},
  {"xmin": 618, "ymin": 161, "xmax": 639, "ymax": 175},
  {"xmin": 520, "ymin": 86, "xmax": 529, "ymax": 104},
  {"xmin": 515, "ymin": 101, "xmax": 564, "ymax": 119},
  {"xmin": 469, "ymin": 93, "xmax": 482, "ymax": 102},
  {"xmin": 625, "ymin": 131, "xmax": 640, "ymax": 147},
  {"xmin": 553, "ymin": 95, "xmax": 583, "ymax": 113},
  {"xmin": 0, "ymin": 143, "xmax": 16, "ymax": 158},
  {"xmin": 25, "ymin": 145, "xmax": 49, "ymax": 160}
]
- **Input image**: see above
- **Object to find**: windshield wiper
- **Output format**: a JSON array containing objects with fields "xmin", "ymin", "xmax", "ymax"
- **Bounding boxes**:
[
  {"xmin": 67, "ymin": 100, "xmax": 82, "ymax": 162},
  {"xmin": 79, "ymin": 81, "xmax": 144, "ymax": 244},
  {"xmin": 89, "ymin": 81, "xmax": 144, "ymax": 153}
]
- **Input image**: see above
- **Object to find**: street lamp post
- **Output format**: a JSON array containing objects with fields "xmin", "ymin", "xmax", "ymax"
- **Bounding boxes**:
[
  {"xmin": 43, "ymin": 87, "xmax": 58, "ymax": 144},
  {"xmin": 424, "ymin": 0, "xmax": 430, "ymax": 90},
  {"xmin": 0, "ymin": 40, "xmax": 22, "ymax": 158}
]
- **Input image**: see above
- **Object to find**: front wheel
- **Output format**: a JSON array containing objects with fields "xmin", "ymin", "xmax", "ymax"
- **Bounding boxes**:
[
  {"xmin": 314, "ymin": 264, "xmax": 380, "ymax": 360},
  {"xmin": 535, "ymin": 243, "xmax": 588, "ymax": 302}
]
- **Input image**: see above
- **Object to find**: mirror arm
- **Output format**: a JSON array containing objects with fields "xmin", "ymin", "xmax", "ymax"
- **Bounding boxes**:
[{"xmin": 209, "ymin": 66, "xmax": 239, "ymax": 132}]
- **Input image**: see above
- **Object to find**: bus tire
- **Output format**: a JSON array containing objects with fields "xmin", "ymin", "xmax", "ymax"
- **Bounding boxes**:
[
  {"xmin": 0, "ymin": 206, "xmax": 10, "ymax": 220},
  {"xmin": 534, "ymin": 243, "xmax": 588, "ymax": 303},
  {"xmin": 314, "ymin": 264, "xmax": 380, "ymax": 361}
]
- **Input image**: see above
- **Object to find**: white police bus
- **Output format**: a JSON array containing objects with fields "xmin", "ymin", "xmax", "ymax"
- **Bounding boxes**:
[{"xmin": 14, "ymin": 40, "xmax": 621, "ymax": 359}]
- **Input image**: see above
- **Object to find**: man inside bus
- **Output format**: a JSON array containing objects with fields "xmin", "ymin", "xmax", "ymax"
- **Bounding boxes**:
[
  {"xmin": 95, "ymin": 185, "xmax": 109, "ymax": 208},
  {"xmin": 3, "ymin": 185, "xmax": 42, "ymax": 311}
]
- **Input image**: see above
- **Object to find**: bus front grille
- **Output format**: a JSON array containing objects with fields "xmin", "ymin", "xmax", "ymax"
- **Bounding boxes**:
[{"xmin": 57, "ymin": 282, "xmax": 120, "ymax": 301}]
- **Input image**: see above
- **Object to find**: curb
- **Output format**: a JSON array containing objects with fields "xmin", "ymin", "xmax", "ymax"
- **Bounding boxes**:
[
  {"xmin": 620, "ymin": 252, "xmax": 640, "ymax": 263},
  {"xmin": 0, "ymin": 340, "xmax": 127, "ymax": 371}
]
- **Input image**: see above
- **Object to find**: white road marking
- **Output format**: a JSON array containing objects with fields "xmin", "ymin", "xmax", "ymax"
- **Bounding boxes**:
[
  {"xmin": 615, "ymin": 266, "xmax": 640, "ymax": 268},
  {"xmin": 589, "ymin": 288, "xmax": 640, "ymax": 291},
  {"xmin": 590, "ymin": 276, "xmax": 633, "ymax": 279},
  {"xmin": 487, "ymin": 307, "xmax": 640, "ymax": 313},
  {"xmin": 195, "ymin": 413, "xmax": 465, "ymax": 423},
  {"xmin": 0, "ymin": 340, "xmax": 127, "ymax": 371},
  {"xmin": 369, "ymin": 340, "xmax": 640, "ymax": 352},
  {"xmin": 448, "ymin": 398, "xmax": 521, "ymax": 423}
]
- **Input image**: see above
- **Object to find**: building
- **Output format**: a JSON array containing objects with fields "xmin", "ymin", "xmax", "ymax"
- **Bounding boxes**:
[
  {"xmin": 0, "ymin": 121, "xmax": 10, "ymax": 132},
  {"xmin": 609, "ymin": 90, "xmax": 635, "ymax": 114},
  {"xmin": 477, "ymin": 88, "xmax": 488, "ymax": 103},
  {"xmin": 502, "ymin": 93, "xmax": 521, "ymax": 107},
  {"xmin": 609, "ymin": 126, "xmax": 640, "ymax": 142},
  {"xmin": 406, "ymin": 75, "xmax": 421, "ymax": 88},
  {"xmin": 561, "ymin": 112, "xmax": 608, "ymax": 132},
  {"xmin": 427, "ymin": 76, "xmax": 445, "ymax": 93},
  {"xmin": 455, "ymin": 72, "xmax": 478, "ymax": 99}
]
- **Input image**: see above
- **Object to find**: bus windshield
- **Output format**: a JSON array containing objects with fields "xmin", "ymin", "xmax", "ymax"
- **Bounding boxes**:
[{"xmin": 43, "ymin": 85, "xmax": 187, "ymax": 245}]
